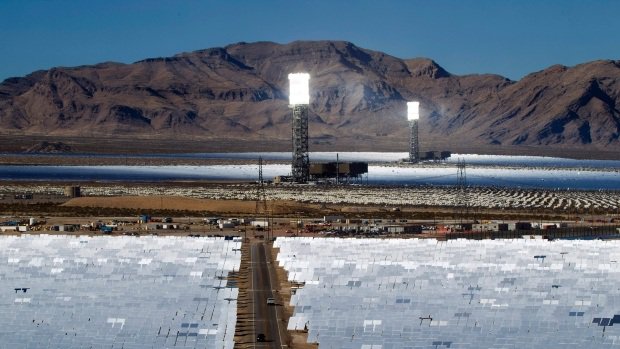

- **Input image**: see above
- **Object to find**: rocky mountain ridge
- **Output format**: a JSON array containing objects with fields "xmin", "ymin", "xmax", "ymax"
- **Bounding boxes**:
[{"xmin": 1, "ymin": 40, "xmax": 619, "ymax": 155}]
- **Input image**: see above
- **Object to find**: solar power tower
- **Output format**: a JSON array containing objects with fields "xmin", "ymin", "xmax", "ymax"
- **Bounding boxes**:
[
  {"xmin": 289, "ymin": 73, "xmax": 311, "ymax": 183},
  {"xmin": 407, "ymin": 101, "xmax": 420, "ymax": 163}
]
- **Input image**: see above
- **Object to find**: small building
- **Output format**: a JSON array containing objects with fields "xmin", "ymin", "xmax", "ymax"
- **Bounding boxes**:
[
  {"xmin": 218, "ymin": 219, "xmax": 239, "ymax": 228},
  {"xmin": 385, "ymin": 225, "xmax": 423, "ymax": 234},
  {"xmin": 462, "ymin": 223, "xmax": 473, "ymax": 231},
  {"xmin": 218, "ymin": 219, "xmax": 239, "ymax": 226},
  {"xmin": 64, "ymin": 186, "xmax": 81, "ymax": 198},
  {"xmin": 420, "ymin": 151, "xmax": 451, "ymax": 161},
  {"xmin": 440, "ymin": 151, "xmax": 452, "ymax": 159},
  {"xmin": 290, "ymin": 220, "xmax": 304, "ymax": 228},
  {"xmin": 219, "ymin": 222, "xmax": 235, "ymax": 229},
  {"xmin": 203, "ymin": 217, "xmax": 220, "ymax": 225},
  {"xmin": 273, "ymin": 175, "xmax": 292, "ymax": 184},
  {"xmin": 144, "ymin": 223, "xmax": 162, "ymax": 230},
  {"xmin": 515, "ymin": 222, "xmax": 532, "ymax": 230},
  {"xmin": 423, "ymin": 151, "xmax": 440, "ymax": 161},
  {"xmin": 309, "ymin": 162, "xmax": 369, "ymax": 180},
  {"xmin": 251, "ymin": 220, "xmax": 269, "ymax": 228},
  {"xmin": 324, "ymin": 216, "xmax": 343, "ymax": 223},
  {"xmin": 57, "ymin": 224, "xmax": 80, "ymax": 232},
  {"xmin": 473, "ymin": 223, "xmax": 510, "ymax": 232}
]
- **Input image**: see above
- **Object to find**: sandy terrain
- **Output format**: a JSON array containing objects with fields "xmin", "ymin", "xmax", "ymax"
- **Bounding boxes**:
[
  {"xmin": 6, "ymin": 181, "xmax": 620, "ymax": 215},
  {"xmin": 56, "ymin": 195, "xmax": 614, "ymax": 223},
  {"xmin": 62, "ymin": 196, "xmax": 325, "ymax": 216}
]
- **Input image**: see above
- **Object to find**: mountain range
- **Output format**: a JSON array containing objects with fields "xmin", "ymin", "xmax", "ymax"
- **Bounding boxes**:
[{"xmin": 1, "ymin": 40, "xmax": 619, "ymax": 156}]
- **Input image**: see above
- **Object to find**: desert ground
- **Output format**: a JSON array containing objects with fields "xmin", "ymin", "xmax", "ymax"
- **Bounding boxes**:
[{"xmin": 2, "ymin": 181, "xmax": 619, "ymax": 222}]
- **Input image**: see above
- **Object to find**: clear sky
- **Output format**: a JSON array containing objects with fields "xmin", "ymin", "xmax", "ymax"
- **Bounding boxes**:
[{"xmin": 1, "ymin": 0, "xmax": 618, "ymax": 82}]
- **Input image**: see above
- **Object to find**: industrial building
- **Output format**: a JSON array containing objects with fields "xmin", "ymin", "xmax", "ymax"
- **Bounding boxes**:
[
  {"xmin": 309, "ymin": 162, "xmax": 369, "ymax": 183},
  {"xmin": 420, "ymin": 151, "xmax": 452, "ymax": 162},
  {"xmin": 384, "ymin": 225, "xmax": 423, "ymax": 234},
  {"xmin": 64, "ymin": 186, "xmax": 81, "ymax": 198}
]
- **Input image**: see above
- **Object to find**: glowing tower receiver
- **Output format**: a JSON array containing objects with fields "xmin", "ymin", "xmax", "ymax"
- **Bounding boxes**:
[
  {"xmin": 288, "ymin": 73, "xmax": 310, "ymax": 105},
  {"xmin": 289, "ymin": 73, "xmax": 311, "ymax": 183},
  {"xmin": 408, "ymin": 101, "xmax": 420, "ymax": 163},
  {"xmin": 407, "ymin": 101, "xmax": 420, "ymax": 121}
]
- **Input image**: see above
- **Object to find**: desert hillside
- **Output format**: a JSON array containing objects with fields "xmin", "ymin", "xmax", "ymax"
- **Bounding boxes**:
[{"xmin": 1, "ymin": 40, "xmax": 619, "ymax": 156}]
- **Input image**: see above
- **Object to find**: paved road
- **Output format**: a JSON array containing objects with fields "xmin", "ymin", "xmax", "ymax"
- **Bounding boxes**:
[{"xmin": 251, "ymin": 242, "xmax": 283, "ymax": 348}]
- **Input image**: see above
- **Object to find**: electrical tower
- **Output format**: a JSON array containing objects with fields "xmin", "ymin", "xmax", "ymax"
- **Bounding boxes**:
[
  {"xmin": 455, "ymin": 158, "xmax": 469, "ymax": 224},
  {"xmin": 255, "ymin": 156, "xmax": 267, "ymax": 214},
  {"xmin": 289, "ymin": 73, "xmax": 310, "ymax": 183}
]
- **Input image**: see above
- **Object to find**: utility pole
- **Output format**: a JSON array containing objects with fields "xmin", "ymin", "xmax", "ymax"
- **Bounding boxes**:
[
  {"xmin": 255, "ymin": 156, "xmax": 267, "ymax": 214},
  {"xmin": 455, "ymin": 159, "xmax": 469, "ymax": 227},
  {"xmin": 256, "ymin": 156, "xmax": 269, "ymax": 240},
  {"xmin": 336, "ymin": 153, "xmax": 339, "ymax": 185}
]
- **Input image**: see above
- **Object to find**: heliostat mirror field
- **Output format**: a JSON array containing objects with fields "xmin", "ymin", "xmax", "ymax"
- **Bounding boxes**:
[
  {"xmin": 0, "ymin": 235, "xmax": 240, "ymax": 349},
  {"xmin": 276, "ymin": 237, "xmax": 620, "ymax": 348}
]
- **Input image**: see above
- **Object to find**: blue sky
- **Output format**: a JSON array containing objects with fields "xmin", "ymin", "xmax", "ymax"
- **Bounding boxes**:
[{"xmin": 0, "ymin": 0, "xmax": 618, "ymax": 81}]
